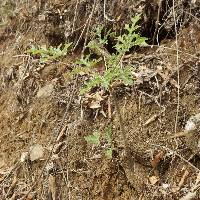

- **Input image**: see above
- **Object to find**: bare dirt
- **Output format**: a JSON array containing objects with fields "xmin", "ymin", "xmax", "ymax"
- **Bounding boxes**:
[{"xmin": 0, "ymin": 1, "xmax": 200, "ymax": 200}]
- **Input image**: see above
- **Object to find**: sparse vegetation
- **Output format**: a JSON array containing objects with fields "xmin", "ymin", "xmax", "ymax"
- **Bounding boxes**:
[
  {"xmin": 84, "ymin": 131, "xmax": 100, "ymax": 145},
  {"xmin": 1, "ymin": 1, "xmax": 199, "ymax": 199},
  {"xmin": 73, "ymin": 15, "xmax": 147, "ymax": 94},
  {"xmin": 27, "ymin": 43, "xmax": 72, "ymax": 63},
  {"xmin": 27, "ymin": 16, "xmax": 147, "ymax": 94},
  {"xmin": 84, "ymin": 125, "xmax": 113, "ymax": 159},
  {"xmin": 27, "ymin": 15, "xmax": 147, "ymax": 162}
]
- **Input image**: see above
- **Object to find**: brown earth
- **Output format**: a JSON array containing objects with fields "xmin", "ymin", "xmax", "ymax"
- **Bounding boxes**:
[{"xmin": 0, "ymin": 1, "xmax": 200, "ymax": 200}]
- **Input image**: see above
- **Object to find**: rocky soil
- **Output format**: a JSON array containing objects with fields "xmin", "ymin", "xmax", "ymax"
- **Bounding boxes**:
[{"xmin": 0, "ymin": 0, "xmax": 200, "ymax": 199}]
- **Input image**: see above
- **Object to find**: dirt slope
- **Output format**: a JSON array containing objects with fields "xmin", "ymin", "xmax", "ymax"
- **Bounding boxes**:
[{"xmin": 0, "ymin": 1, "xmax": 200, "ymax": 199}]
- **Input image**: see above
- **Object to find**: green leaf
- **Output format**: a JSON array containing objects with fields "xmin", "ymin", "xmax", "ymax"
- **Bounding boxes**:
[
  {"xmin": 134, "ymin": 36, "xmax": 148, "ymax": 46},
  {"xmin": 105, "ymin": 148, "xmax": 113, "ymax": 159},
  {"xmin": 27, "ymin": 42, "xmax": 71, "ymax": 63},
  {"xmin": 80, "ymin": 74, "xmax": 102, "ymax": 95},
  {"xmin": 75, "ymin": 55, "xmax": 102, "ymax": 69},
  {"xmin": 130, "ymin": 14, "xmax": 141, "ymax": 27},
  {"xmin": 92, "ymin": 26, "xmax": 112, "ymax": 45},
  {"xmin": 105, "ymin": 125, "xmax": 112, "ymax": 142},
  {"xmin": 62, "ymin": 42, "xmax": 72, "ymax": 54},
  {"xmin": 84, "ymin": 132, "xmax": 100, "ymax": 145}
]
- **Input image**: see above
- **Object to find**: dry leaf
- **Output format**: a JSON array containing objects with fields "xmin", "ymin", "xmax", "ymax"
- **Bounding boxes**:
[
  {"xmin": 38, "ymin": 14, "xmax": 45, "ymax": 21},
  {"xmin": 169, "ymin": 131, "xmax": 188, "ymax": 139},
  {"xmin": 151, "ymin": 151, "xmax": 165, "ymax": 169},
  {"xmin": 180, "ymin": 191, "xmax": 196, "ymax": 200},
  {"xmin": 144, "ymin": 114, "xmax": 159, "ymax": 126},
  {"xmin": 178, "ymin": 170, "xmax": 189, "ymax": 190},
  {"xmin": 162, "ymin": 183, "xmax": 169, "ymax": 189},
  {"xmin": 100, "ymin": 109, "xmax": 107, "ymax": 117},
  {"xmin": 89, "ymin": 92, "xmax": 104, "ymax": 109},
  {"xmin": 56, "ymin": 124, "xmax": 67, "ymax": 142},
  {"xmin": 149, "ymin": 176, "xmax": 159, "ymax": 185},
  {"xmin": 94, "ymin": 92, "xmax": 104, "ymax": 101},
  {"xmin": 89, "ymin": 100, "xmax": 101, "ymax": 109}
]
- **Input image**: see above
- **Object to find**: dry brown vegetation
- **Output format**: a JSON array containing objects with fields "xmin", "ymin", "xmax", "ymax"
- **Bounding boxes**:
[{"xmin": 0, "ymin": 0, "xmax": 200, "ymax": 199}]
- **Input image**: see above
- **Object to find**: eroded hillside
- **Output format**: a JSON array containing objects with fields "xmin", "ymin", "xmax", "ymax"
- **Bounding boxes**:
[{"xmin": 0, "ymin": 0, "xmax": 200, "ymax": 199}]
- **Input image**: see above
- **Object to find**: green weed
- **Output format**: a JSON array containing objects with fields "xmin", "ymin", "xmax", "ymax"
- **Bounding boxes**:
[
  {"xmin": 84, "ymin": 131, "xmax": 100, "ymax": 145},
  {"xmin": 73, "ymin": 15, "xmax": 147, "ymax": 95},
  {"xmin": 27, "ymin": 43, "xmax": 72, "ymax": 63},
  {"xmin": 84, "ymin": 125, "xmax": 113, "ymax": 159}
]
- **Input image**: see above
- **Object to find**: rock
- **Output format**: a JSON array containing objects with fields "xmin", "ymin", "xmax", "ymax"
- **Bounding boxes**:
[
  {"xmin": 20, "ymin": 152, "xmax": 29, "ymax": 162},
  {"xmin": 29, "ymin": 144, "xmax": 44, "ymax": 162},
  {"xmin": 185, "ymin": 113, "xmax": 200, "ymax": 132},
  {"xmin": 37, "ymin": 83, "xmax": 54, "ymax": 98},
  {"xmin": 184, "ymin": 113, "xmax": 200, "ymax": 154}
]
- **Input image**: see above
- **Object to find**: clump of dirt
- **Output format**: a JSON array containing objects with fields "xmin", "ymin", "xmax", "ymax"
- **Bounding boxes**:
[{"xmin": 0, "ymin": 0, "xmax": 200, "ymax": 200}]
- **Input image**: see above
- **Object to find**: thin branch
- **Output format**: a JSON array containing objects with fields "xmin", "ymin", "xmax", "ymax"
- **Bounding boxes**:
[
  {"xmin": 81, "ymin": 0, "xmax": 97, "ymax": 55},
  {"xmin": 153, "ymin": 0, "xmax": 163, "ymax": 44},
  {"xmin": 71, "ymin": 0, "xmax": 79, "ymax": 34},
  {"xmin": 103, "ymin": 0, "xmax": 115, "ymax": 22},
  {"xmin": 172, "ymin": 0, "xmax": 180, "ymax": 133}
]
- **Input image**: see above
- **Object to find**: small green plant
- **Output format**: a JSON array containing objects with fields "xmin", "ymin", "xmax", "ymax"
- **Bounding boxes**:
[
  {"xmin": 84, "ymin": 131, "xmax": 100, "ymax": 145},
  {"xmin": 84, "ymin": 125, "xmax": 113, "ymax": 159},
  {"xmin": 105, "ymin": 148, "xmax": 113, "ymax": 159},
  {"xmin": 115, "ymin": 15, "xmax": 147, "ymax": 55},
  {"xmin": 27, "ymin": 43, "xmax": 72, "ymax": 63},
  {"xmin": 73, "ymin": 15, "xmax": 147, "ymax": 94},
  {"xmin": 79, "ymin": 18, "xmax": 146, "ymax": 159},
  {"xmin": 92, "ymin": 25, "xmax": 113, "ymax": 45},
  {"xmin": 73, "ymin": 55, "xmax": 102, "ymax": 76}
]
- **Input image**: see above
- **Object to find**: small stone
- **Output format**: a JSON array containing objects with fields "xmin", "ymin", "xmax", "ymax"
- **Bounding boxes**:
[
  {"xmin": 37, "ymin": 83, "xmax": 54, "ymax": 98},
  {"xmin": 38, "ymin": 14, "xmax": 45, "ymax": 21},
  {"xmin": 184, "ymin": 113, "xmax": 200, "ymax": 154},
  {"xmin": 45, "ymin": 162, "xmax": 54, "ymax": 172},
  {"xmin": 29, "ymin": 144, "xmax": 44, "ymax": 161},
  {"xmin": 20, "ymin": 152, "xmax": 29, "ymax": 162},
  {"xmin": 185, "ymin": 113, "xmax": 200, "ymax": 131},
  {"xmin": 185, "ymin": 120, "xmax": 196, "ymax": 132}
]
